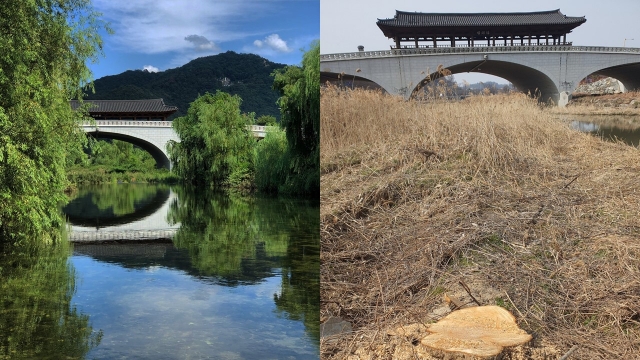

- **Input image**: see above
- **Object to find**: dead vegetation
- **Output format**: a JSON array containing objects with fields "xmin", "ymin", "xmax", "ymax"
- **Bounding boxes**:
[
  {"xmin": 551, "ymin": 91, "xmax": 640, "ymax": 116},
  {"xmin": 320, "ymin": 88, "xmax": 640, "ymax": 359}
]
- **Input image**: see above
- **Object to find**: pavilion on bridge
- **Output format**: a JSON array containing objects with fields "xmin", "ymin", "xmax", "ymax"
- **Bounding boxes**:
[
  {"xmin": 69, "ymin": 99, "xmax": 178, "ymax": 121},
  {"xmin": 376, "ymin": 9, "xmax": 586, "ymax": 49}
]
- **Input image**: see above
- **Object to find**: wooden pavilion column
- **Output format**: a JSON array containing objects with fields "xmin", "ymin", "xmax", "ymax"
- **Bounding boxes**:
[
  {"xmin": 415, "ymin": 38, "xmax": 419, "ymax": 48},
  {"xmin": 451, "ymin": 37, "xmax": 455, "ymax": 47},
  {"xmin": 563, "ymin": 34, "xmax": 567, "ymax": 44},
  {"xmin": 395, "ymin": 37, "xmax": 400, "ymax": 48},
  {"xmin": 433, "ymin": 37, "xmax": 437, "ymax": 48}
]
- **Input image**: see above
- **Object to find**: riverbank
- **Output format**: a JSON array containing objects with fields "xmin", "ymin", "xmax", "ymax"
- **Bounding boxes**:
[
  {"xmin": 66, "ymin": 166, "xmax": 179, "ymax": 186},
  {"xmin": 320, "ymin": 89, "xmax": 640, "ymax": 358},
  {"xmin": 549, "ymin": 91, "xmax": 640, "ymax": 116}
]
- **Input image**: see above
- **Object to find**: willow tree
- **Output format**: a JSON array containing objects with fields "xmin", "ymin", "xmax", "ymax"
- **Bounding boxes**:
[
  {"xmin": 168, "ymin": 91, "xmax": 255, "ymax": 187},
  {"xmin": 272, "ymin": 41, "xmax": 320, "ymax": 196},
  {"xmin": 0, "ymin": 0, "xmax": 107, "ymax": 242}
]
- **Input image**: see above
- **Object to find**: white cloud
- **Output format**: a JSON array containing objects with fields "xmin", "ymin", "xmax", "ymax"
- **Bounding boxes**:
[
  {"xmin": 93, "ymin": 0, "xmax": 262, "ymax": 54},
  {"xmin": 143, "ymin": 65, "xmax": 160, "ymax": 73},
  {"xmin": 253, "ymin": 34, "xmax": 292, "ymax": 53},
  {"xmin": 185, "ymin": 35, "xmax": 218, "ymax": 51}
]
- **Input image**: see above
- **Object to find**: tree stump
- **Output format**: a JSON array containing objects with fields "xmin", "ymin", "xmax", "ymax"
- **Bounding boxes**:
[{"xmin": 421, "ymin": 305, "xmax": 532, "ymax": 359}]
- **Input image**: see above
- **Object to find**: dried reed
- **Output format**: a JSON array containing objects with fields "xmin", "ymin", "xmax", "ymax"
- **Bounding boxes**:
[{"xmin": 321, "ymin": 87, "xmax": 640, "ymax": 359}]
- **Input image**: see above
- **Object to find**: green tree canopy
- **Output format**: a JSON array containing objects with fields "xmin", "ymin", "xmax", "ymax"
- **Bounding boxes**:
[
  {"xmin": 168, "ymin": 91, "xmax": 255, "ymax": 187},
  {"xmin": 271, "ymin": 41, "xmax": 320, "ymax": 195},
  {"xmin": 0, "ymin": 0, "xmax": 107, "ymax": 242}
]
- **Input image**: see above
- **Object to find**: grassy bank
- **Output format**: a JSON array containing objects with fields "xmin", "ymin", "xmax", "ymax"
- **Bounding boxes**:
[
  {"xmin": 320, "ymin": 88, "xmax": 640, "ymax": 358},
  {"xmin": 66, "ymin": 166, "xmax": 179, "ymax": 185}
]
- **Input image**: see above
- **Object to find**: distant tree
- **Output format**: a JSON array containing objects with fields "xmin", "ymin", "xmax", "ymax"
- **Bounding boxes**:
[
  {"xmin": 167, "ymin": 91, "xmax": 255, "ymax": 187},
  {"xmin": 271, "ymin": 41, "xmax": 320, "ymax": 195},
  {"xmin": 255, "ymin": 115, "xmax": 277, "ymax": 126},
  {"xmin": 0, "ymin": 0, "xmax": 108, "ymax": 242},
  {"xmin": 89, "ymin": 139, "xmax": 156, "ymax": 172}
]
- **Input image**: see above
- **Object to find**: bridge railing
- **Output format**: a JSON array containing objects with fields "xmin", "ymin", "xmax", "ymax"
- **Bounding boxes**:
[
  {"xmin": 321, "ymin": 45, "xmax": 640, "ymax": 61},
  {"xmin": 68, "ymin": 229, "xmax": 178, "ymax": 242},
  {"xmin": 81, "ymin": 121, "xmax": 276, "ymax": 138},
  {"xmin": 83, "ymin": 120, "xmax": 174, "ymax": 127}
]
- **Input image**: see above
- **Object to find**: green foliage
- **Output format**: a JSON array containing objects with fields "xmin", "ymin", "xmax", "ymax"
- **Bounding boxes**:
[
  {"xmin": 0, "ymin": 239, "xmax": 101, "ymax": 357},
  {"xmin": 271, "ymin": 41, "xmax": 320, "ymax": 196},
  {"xmin": 66, "ymin": 139, "xmax": 178, "ymax": 184},
  {"xmin": 254, "ymin": 129, "xmax": 289, "ymax": 193},
  {"xmin": 168, "ymin": 91, "xmax": 255, "ymax": 187},
  {"xmin": 166, "ymin": 187, "xmax": 320, "ymax": 341},
  {"xmin": 84, "ymin": 52, "xmax": 286, "ymax": 119},
  {"xmin": 255, "ymin": 115, "xmax": 277, "ymax": 126},
  {"xmin": 66, "ymin": 166, "xmax": 178, "ymax": 185},
  {"xmin": 64, "ymin": 184, "xmax": 169, "ymax": 219},
  {"xmin": 89, "ymin": 139, "xmax": 157, "ymax": 172},
  {"xmin": 0, "ymin": 0, "xmax": 107, "ymax": 242}
]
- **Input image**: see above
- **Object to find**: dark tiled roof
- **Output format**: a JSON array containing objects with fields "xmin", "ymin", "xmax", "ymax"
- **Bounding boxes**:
[
  {"xmin": 69, "ymin": 99, "xmax": 178, "ymax": 114},
  {"xmin": 377, "ymin": 9, "xmax": 586, "ymax": 28}
]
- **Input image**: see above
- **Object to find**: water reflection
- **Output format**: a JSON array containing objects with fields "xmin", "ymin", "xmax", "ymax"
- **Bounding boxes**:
[
  {"xmin": 0, "ymin": 239, "xmax": 101, "ymax": 358},
  {"xmin": 64, "ymin": 184, "xmax": 171, "ymax": 228},
  {"xmin": 167, "ymin": 187, "xmax": 320, "ymax": 341},
  {"xmin": 59, "ymin": 184, "xmax": 319, "ymax": 358},
  {"xmin": 568, "ymin": 114, "xmax": 640, "ymax": 147}
]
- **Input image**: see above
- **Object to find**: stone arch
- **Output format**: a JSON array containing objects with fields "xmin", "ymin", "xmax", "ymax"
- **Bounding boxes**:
[
  {"xmin": 85, "ymin": 130, "xmax": 171, "ymax": 170},
  {"xmin": 409, "ymin": 60, "xmax": 559, "ymax": 103},
  {"xmin": 320, "ymin": 71, "xmax": 386, "ymax": 92}
]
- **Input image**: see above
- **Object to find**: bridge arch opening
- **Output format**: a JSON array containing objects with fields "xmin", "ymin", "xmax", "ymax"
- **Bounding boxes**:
[
  {"xmin": 86, "ymin": 131, "xmax": 171, "ymax": 170},
  {"xmin": 410, "ymin": 60, "xmax": 558, "ymax": 104},
  {"xmin": 576, "ymin": 63, "xmax": 640, "ymax": 95},
  {"xmin": 63, "ymin": 186, "xmax": 171, "ymax": 228},
  {"xmin": 320, "ymin": 72, "xmax": 386, "ymax": 92}
]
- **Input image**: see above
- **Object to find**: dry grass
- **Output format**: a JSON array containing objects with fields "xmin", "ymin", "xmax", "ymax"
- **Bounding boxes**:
[
  {"xmin": 320, "ymin": 87, "xmax": 640, "ymax": 359},
  {"xmin": 550, "ymin": 91, "xmax": 640, "ymax": 116}
]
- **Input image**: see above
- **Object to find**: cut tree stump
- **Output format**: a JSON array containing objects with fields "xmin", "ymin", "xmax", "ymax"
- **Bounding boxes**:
[{"xmin": 421, "ymin": 305, "xmax": 532, "ymax": 359}]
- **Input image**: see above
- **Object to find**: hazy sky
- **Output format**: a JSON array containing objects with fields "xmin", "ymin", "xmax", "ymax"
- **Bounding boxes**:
[
  {"xmin": 320, "ymin": 0, "xmax": 640, "ymax": 84},
  {"xmin": 88, "ymin": 0, "xmax": 319, "ymax": 80}
]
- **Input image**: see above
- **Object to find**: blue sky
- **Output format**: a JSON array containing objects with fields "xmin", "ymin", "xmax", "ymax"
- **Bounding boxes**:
[
  {"xmin": 88, "ymin": 0, "xmax": 319, "ymax": 80},
  {"xmin": 321, "ymin": 0, "xmax": 640, "ymax": 84}
]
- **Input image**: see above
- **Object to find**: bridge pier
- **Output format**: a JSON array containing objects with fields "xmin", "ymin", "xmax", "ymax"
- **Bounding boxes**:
[{"xmin": 558, "ymin": 91, "xmax": 572, "ymax": 107}]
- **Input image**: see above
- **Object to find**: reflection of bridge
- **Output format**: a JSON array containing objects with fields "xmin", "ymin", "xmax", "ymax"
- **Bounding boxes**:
[
  {"xmin": 81, "ymin": 121, "xmax": 271, "ymax": 169},
  {"xmin": 67, "ymin": 189, "xmax": 179, "ymax": 242},
  {"xmin": 320, "ymin": 45, "xmax": 640, "ymax": 106}
]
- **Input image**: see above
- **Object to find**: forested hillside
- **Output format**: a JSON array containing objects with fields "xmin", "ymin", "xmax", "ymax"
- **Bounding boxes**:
[{"xmin": 85, "ymin": 51, "xmax": 286, "ymax": 119}]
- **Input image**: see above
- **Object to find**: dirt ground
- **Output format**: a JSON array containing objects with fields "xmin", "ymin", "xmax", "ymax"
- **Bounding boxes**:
[{"xmin": 320, "ymin": 89, "xmax": 640, "ymax": 359}]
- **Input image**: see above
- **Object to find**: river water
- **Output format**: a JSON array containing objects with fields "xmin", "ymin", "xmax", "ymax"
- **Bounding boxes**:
[
  {"xmin": 1, "ymin": 184, "xmax": 319, "ymax": 359},
  {"xmin": 568, "ymin": 114, "xmax": 640, "ymax": 147}
]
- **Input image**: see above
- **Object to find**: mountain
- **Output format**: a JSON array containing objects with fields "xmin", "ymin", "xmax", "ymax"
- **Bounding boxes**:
[{"xmin": 85, "ymin": 52, "xmax": 288, "ymax": 120}]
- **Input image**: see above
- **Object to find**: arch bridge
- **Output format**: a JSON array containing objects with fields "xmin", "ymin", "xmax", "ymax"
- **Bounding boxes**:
[
  {"xmin": 81, "ymin": 121, "xmax": 270, "ymax": 170},
  {"xmin": 320, "ymin": 45, "xmax": 640, "ymax": 106}
]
